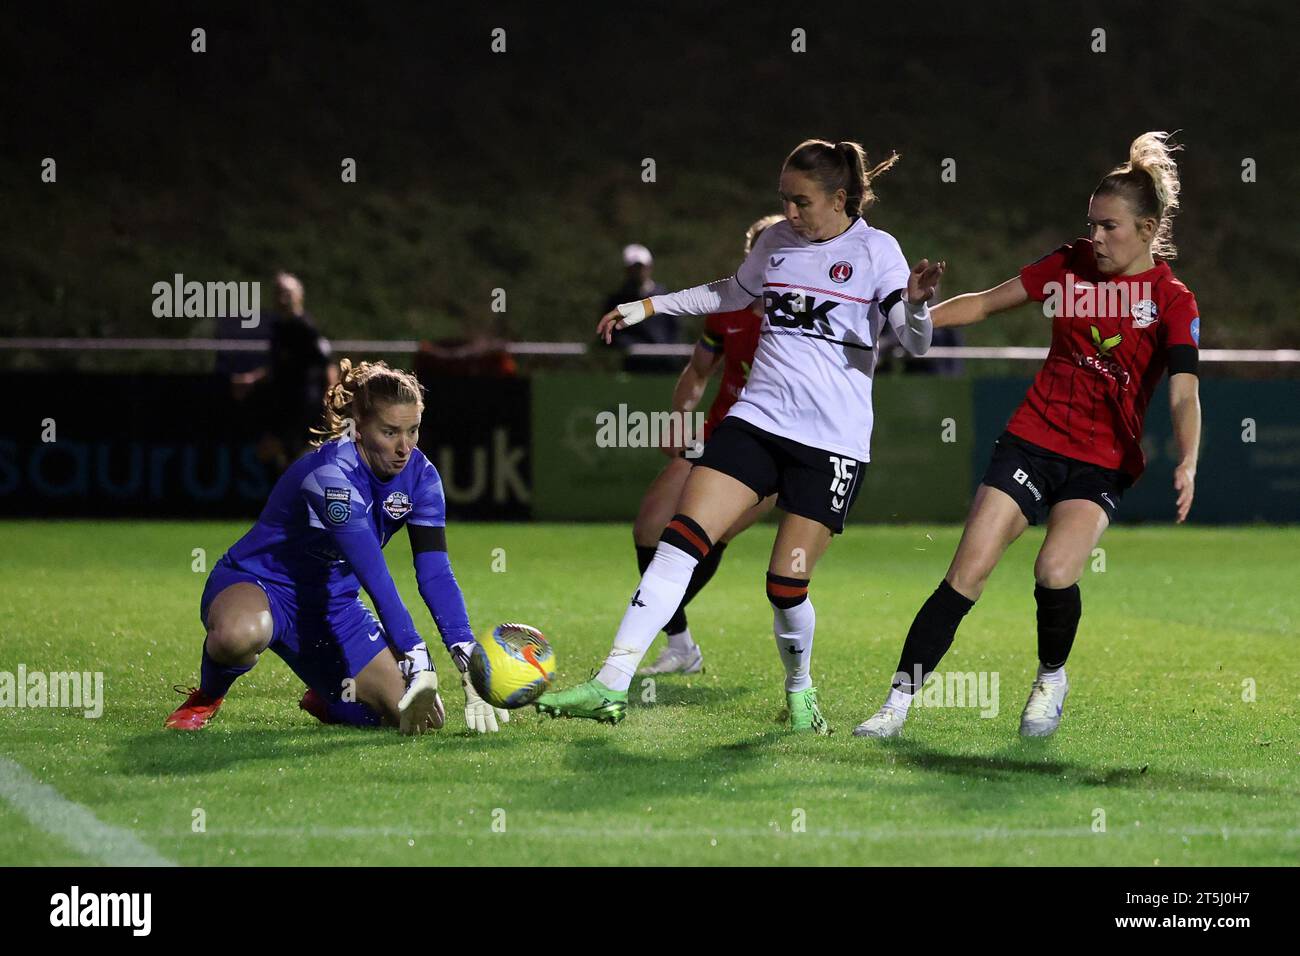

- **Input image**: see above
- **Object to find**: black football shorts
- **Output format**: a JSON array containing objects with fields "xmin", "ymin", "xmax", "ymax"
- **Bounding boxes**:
[
  {"xmin": 695, "ymin": 416, "xmax": 867, "ymax": 534},
  {"xmin": 981, "ymin": 430, "xmax": 1131, "ymax": 525}
]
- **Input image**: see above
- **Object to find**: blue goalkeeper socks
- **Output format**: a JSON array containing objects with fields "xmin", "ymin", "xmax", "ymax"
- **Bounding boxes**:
[
  {"xmin": 199, "ymin": 643, "xmax": 254, "ymax": 698},
  {"xmin": 324, "ymin": 697, "xmax": 383, "ymax": 727}
]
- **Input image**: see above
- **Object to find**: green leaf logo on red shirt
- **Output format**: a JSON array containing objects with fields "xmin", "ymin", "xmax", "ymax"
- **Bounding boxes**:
[{"xmin": 1090, "ymin": 325, "xmax": 1123, "ymax": 357}]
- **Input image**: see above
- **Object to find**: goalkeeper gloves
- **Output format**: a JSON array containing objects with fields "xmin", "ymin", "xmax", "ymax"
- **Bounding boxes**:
[
  {"xmin": 450, "ymin": 641, "xmax": 510, "ymax": 734},
  {"xmin": 399, "ymin": 643, "xmax": 433, "ymax": 684}
]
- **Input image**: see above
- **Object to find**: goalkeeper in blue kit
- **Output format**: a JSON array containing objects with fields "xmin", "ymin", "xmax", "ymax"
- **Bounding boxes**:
[{"xmin": 165, "ymin": 359, "xmax": 509, "ymax": 734}]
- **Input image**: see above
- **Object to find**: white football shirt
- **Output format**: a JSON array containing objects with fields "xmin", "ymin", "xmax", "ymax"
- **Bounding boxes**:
[{"xmin": 725, "ymin": 216, "xmax": 911, "ymax": 460}]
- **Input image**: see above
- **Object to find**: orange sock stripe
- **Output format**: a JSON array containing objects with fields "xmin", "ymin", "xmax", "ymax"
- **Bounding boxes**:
[
  {"xmin": 666, "ymin": 519, "xmax": 709, "ymax": 557},
  {"xmin": 767, "ymin": 581, "xmax": 808, "ymax": 599}
]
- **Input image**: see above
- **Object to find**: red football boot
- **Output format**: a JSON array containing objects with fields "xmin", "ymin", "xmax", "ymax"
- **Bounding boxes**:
[
  {"xmin": 164, "ymin": 685, "xmax": 224, "ymax": 730},
  {"xmin": 298, "ymin": 687, "xmax": 336, "ymax": 724}
]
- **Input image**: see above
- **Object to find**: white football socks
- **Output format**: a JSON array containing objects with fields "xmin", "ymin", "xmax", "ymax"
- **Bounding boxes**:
[
  {"xmin": 1037, "ymin": 664, "xmax": 1068, "ymax": 686},
  {"xmin": 884, "ymin": 686, "xmax": 915, "ymax": 715},
  {"xmin": 597, "ymin": 542, "xmax": 698, "ymax": 692},
  {"xmin": 667, "ymin": 627, "xmax": 696, "ymax": 652},
  {"xmin": 772, "ymin": 597, "xmax": 816, "ymax": 693}
]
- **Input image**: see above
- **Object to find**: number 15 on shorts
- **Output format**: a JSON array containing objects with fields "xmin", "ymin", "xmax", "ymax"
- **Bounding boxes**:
[{"xmin": 829, "ymin": 456, "xmax": 855, "ymax": 513}]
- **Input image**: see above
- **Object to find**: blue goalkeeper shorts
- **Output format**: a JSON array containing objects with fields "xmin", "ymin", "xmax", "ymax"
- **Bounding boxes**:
[{"xmin": 200, "ymin": 556, "xmax": 391, "ymax": 701}]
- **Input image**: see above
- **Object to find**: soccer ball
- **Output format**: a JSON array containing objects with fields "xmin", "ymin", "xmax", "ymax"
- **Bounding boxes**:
[{"xmin": 468, "ymin": 623, "xmax": 556, "ymax": 709}]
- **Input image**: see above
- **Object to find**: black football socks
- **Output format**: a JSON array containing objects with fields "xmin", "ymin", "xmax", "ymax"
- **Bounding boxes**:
[
  {"xmin": 1034, "ymin": 582, "xmax": 1081, "ymax": 670},
  {"xmin": 891, "ymin": 580, "xmax": 975, "ymax": 694}
]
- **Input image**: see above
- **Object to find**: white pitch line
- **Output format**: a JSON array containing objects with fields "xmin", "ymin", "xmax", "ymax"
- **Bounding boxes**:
[
  {"xmin": 140, "ymin": 824, "xmax": 1300, "ymax": 842},
  {"xmin": 0, "ymin": 758, "xmax": 176, "ymax": 867}
]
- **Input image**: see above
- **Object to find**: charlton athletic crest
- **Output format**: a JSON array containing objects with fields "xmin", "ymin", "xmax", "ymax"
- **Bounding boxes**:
[
  {"xmin": 829, "ymin": 260, "xmax": 853, "ymax": 283},
  {"xmin": 383, "ymin": 491, "xmax": 413, "ymax": 520}
]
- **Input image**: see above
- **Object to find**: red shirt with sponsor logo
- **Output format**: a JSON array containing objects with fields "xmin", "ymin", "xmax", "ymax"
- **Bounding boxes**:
[
  {"xmin": 1008, "ymin": 239, "xmax": 1200, "ymax": 479},
  {"xmin": 698, "ymin": 307, "xmax": 762, "ymax": 440}
]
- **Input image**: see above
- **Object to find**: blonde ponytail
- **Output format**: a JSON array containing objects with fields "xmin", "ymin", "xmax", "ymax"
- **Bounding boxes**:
[
  {"xmin": 311, "ymin": 358, "xmax": 424, "ymax": 447},
  {"xmin": 1095, "ymin": 131, "xmax": 1183, "ymax": 259}
]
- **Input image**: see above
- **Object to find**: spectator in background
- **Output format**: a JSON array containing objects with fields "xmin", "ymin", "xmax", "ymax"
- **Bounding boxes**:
[
  {"xmin": 215, "ymin": 294, "xmax": 272, "ymax": 402},
  {"xmin": 603, "ymin": 244, "xmax": 678, "ymax": 374},
  {"xmin": 257, "ymin": 272, "xmax": 337, "ymax": 471},
  {"xmin": 415, "ymin": 308, "xmax": 518, "ymax": 379}
]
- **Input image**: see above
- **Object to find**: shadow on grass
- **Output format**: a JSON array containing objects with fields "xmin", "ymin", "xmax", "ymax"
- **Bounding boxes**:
[
  {"xmin": 516, "ymin": 729, "xmax": 1286, "ymax": 814},
  {"xmin": 110, "ymin": 717, "xmax": 543, "ymax": 780},
  {"xmin": 637, "ymin": 682, "xmax": 751, "ymax": 708},
  {"xmin": 871, "ymin": 738, "xmax": 1285, "ymax": 797},
  {"xmin": 111, "ymin": 723, "xmax": 479, "ymax": 777},
  {"xmin": 109, "ymin": 710, "xmax": 1283, "ymax": 811}
]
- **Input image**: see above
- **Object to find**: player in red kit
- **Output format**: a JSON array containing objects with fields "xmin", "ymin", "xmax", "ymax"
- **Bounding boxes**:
[
  {"xmin": 856, "ymin": 132, "xmax": 1202, "ymax": 739},
  {"xmin": 632, "ymin": 215, "xmax": 782, "ymax": 675}
]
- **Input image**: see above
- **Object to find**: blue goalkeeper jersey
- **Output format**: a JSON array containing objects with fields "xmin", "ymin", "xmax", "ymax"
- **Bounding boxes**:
[{"xmin": 223, "ymin": 438, "xmax": 458, "ymax": 650}]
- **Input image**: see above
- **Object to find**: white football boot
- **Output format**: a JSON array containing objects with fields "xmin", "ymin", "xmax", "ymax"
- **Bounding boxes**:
[
  {"xmin": 637, "ymin": 643, "xmax": 704, "ymax": 675},
  {"xmin": 1019, "ymin": 676, "xmax": 1069, "ymax": 737},
  {"xmin": 852, "ymin": 705, "xmax": 908, "ymax": 739}
]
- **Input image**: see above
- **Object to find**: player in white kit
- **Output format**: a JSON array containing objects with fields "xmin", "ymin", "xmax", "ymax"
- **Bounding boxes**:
[{"xmin": 537, "ymin": 139, "xmax": 944, "ymax": 731}]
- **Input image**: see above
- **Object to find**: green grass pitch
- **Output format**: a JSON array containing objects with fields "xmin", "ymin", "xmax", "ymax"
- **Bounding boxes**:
[{"xmin": 0, "ymin": 520, "xmax": 1295, "ymax": 866}]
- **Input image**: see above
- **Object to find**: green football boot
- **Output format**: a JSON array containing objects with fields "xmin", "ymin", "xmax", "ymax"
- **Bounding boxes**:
[
  {"xmin": 535, "ymin": 678, "xmax": 628, "ymax": 725},
  {"xmin": 787, "ymin": 686, "xmax": 831, "ymax": 735}
]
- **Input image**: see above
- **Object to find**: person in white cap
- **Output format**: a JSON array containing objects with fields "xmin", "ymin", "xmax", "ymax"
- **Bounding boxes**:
[{"xmin": 602, "ymin": 244, "xmax": 679, "ymax": 373}]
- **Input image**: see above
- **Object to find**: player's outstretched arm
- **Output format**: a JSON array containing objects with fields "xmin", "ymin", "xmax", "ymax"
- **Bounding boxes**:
[
  {"xmin": 597, "ymin": 276, "xmax": 757, "ymax": 344},
  {"xmin": 408, "ymin": 523, "xmax": 509, "ymax": 733},
  {"xmin": 932, "ymin": 275, "xmax": 1030, "ymax": 329},
  {"xmin": 884, "ymin": 258, "xmax": 947, "ymax": 356},
  {"xmin": 408, "ymin": 525, "xmax": 474, "ymax": 652},
  {"xmin": 1169, "ymin": 372, "xmax": 1201, "ymax": 524}
]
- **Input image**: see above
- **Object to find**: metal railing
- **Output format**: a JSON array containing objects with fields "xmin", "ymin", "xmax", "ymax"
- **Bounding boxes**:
[{"xmin": 2, "ymin": 338, "xmax": 1296, "ymax": 363}]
